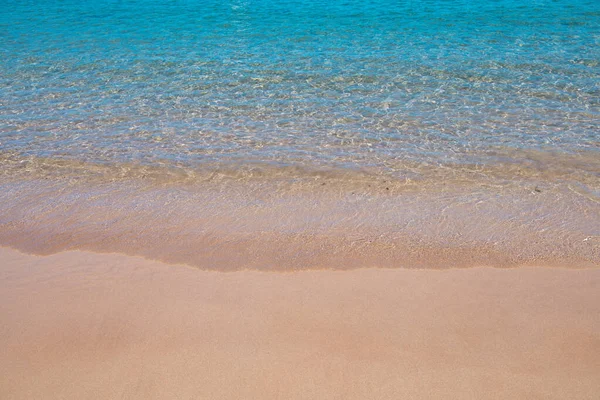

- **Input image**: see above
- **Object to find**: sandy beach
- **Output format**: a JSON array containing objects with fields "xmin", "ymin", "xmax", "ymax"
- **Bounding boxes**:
[
  {"xmin": 2, "ymin": 0, "xmax": 599, "ymax": 398},
  {"xmin": 1, "ymin": 246, "xmax": 599, "ymax": 399}
]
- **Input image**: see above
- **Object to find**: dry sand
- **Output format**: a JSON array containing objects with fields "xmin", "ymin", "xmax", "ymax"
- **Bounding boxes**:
[{"xmin": 1, "ymin": 246, "xmax": 599, "ymax": 399}]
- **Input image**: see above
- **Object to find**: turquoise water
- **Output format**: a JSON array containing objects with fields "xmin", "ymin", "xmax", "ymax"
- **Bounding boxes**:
[
  {"xmin": 1, "ymin": 0, "xmax": 599, "ymax": 178},
  {"xmin": 0, "ymin": 0, "xmax": 599, "ymax": 269}
]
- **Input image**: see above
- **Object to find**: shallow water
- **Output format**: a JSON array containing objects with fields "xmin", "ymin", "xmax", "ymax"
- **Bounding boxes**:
[
  {"xmin": 1, "ymin": 0, "xmax": 599, "ymax": 268},
  {"xmin": 2, "ymin": 0, "xmax": 599, "ymax": 172}
]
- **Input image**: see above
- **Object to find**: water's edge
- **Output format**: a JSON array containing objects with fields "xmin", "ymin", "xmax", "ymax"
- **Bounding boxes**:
[{"xmin": 2, "ymin": 173, "xmax": 598, "ymax": 271}]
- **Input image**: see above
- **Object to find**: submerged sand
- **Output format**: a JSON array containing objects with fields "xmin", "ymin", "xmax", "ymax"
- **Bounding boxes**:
[
  {"xmin": 1, "ymin": 174, "xmax": 599, "ymax": 271},
  {"xmin": 1, "ymin": 246, "xmax": 600, "ymax": 399}
]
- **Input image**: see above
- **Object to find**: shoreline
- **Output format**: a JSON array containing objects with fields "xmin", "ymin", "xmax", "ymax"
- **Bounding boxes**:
[
  {"xmin": 1, "ymin": 177, "xmax": 598, "ymax": 270},
  {"xmin": 2, "ymin": 246, "xmax": 600, "ymax": 399}
]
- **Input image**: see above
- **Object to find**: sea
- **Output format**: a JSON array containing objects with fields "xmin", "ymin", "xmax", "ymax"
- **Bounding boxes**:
[{"xmin": 0, "ymin": 0, "xmax": 598, "ymax": 269}]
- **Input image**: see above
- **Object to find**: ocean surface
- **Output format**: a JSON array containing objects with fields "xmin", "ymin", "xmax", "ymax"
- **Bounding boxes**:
[{"xmin": 0, "ymin": 0, "xmax": 599, "ymax": 269}]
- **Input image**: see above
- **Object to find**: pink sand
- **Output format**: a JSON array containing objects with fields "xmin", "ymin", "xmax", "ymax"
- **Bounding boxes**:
[{"xmin": 1, "ymin": 247, "xmax": 599, "ymax": 399}]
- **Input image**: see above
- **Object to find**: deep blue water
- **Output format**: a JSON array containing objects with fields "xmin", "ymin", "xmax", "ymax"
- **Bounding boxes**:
[{"xmin": 1, "ymin": 0, "xmax": 599, "ymax": 178}]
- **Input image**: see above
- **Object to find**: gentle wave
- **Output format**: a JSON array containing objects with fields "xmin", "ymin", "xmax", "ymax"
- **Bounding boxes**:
[
  {"xmin": 1, "ymin": 149, "xmax": 598, "ymax": 197},
  {"xmin": 0, "ymin": 172, "xmax": 598, "ymax": 270}
]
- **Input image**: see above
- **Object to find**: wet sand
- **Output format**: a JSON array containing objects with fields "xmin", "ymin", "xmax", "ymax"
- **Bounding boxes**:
[
  {"xmin": 2, "ymin": 178, "xmax": 599, "ymax": 271},
  {"xmin": 1, "ymin": 246, "xmax": 600, "ymax": 399}
]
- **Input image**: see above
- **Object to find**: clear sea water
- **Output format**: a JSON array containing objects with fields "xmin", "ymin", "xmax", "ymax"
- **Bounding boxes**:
[
  {"xmin": 0, "ymin": 0, "xmax": 599, "ymax": 269},
  {"xmin": 1, "ymin": 0, "xmax": 599, "ymax": 175}
]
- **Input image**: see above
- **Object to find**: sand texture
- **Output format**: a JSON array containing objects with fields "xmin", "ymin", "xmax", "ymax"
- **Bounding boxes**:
[{"xmin": 1, "ymin": 246, "xmax": 600, "ymax": 399}]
